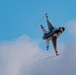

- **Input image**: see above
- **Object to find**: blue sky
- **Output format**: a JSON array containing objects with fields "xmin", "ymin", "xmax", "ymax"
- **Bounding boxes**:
[
  {"xmin": 0, "ymin": 0, "xmax": 76, "ymax": 41},
  {"xmin": 0, "ymin": 0, "xmax": 76, "ymax": 75}
]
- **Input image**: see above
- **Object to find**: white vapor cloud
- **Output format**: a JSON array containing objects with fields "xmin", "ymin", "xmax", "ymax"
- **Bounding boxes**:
[{"xmin": 0, "ymin": 19, "xmax": 76, "ymax": 75}]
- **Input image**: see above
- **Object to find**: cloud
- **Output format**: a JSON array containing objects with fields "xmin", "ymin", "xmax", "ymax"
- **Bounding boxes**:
[
  {"xmin": 26, "ymin": 42, "xmax": 76, "ymax": 75},
  {"xmin": 0, "ymin": 35, "xmax": 43, "ymax": 75},
  {"xmin": 0, "ymin": 19, "xmax": 76, "ymax": 75},
  {"xmin": 66, "ymin": 19, "xmax": 76, "ymax": 38},
  {"xmin": 22, "ymin": 19, "xmax": 76, "ymax": 75}
]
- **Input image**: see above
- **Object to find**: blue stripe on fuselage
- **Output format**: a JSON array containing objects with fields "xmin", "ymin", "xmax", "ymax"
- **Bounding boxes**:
[
  {"xmin": 43, "ymin": 29, "xmax": 62, "ymax": 40},
  {"xmin": 43, "ymin": 31, "xmax": 55, "ymax": 39}
]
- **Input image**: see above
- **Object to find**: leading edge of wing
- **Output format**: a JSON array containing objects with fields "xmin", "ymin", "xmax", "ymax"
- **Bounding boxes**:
[
  {"xmin": 52, "ymin": 37, "xmax": 58, "ymax": 56},
  {"xmin": 45, "ymin": 14, "xmax": 54, "ymax": 30},
  {"xmin": 52, "ymin": 37, "xmax": 57, "ymax": 51}
]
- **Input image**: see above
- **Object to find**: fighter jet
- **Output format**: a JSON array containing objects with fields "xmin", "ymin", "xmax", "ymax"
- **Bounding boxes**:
[{"xmin": 40, "ymin": 14, "xmax": 65, "ymax": 56}]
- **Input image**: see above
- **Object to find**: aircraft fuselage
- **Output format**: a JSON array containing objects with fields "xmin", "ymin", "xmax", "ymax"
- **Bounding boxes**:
[{"xmin": 42, "ymin": 27, "xmax": 65, "ymax": 40}]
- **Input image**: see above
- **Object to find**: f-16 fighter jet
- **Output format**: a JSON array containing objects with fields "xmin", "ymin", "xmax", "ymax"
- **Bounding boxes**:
[{"xmin": 40, "ymin": 14, "xmax": 65, "ymax": 56}]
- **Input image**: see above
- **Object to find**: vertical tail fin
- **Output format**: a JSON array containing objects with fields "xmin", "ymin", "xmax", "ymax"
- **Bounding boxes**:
[
  {"xmin": 46, "ymin": 40, "xmax": 49, "ymax": 50},
  {"xmin": 40, "ymin": 25, "xmax": 47, "ymax": 34}
]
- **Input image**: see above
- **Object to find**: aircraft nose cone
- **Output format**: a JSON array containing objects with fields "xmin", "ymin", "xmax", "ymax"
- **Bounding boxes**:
[{"xmin": 62, "ymin": 27, "xmax": 65, "ymax": 31}]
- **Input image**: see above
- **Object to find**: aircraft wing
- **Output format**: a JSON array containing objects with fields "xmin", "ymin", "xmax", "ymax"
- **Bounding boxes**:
[
  {"xmin": 46, "ymin": 14, "xmax": 54, "ymax": 30},
  {"xmin": 52, "ymin": 37, "xmax": 58, "ymax": 56}
]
